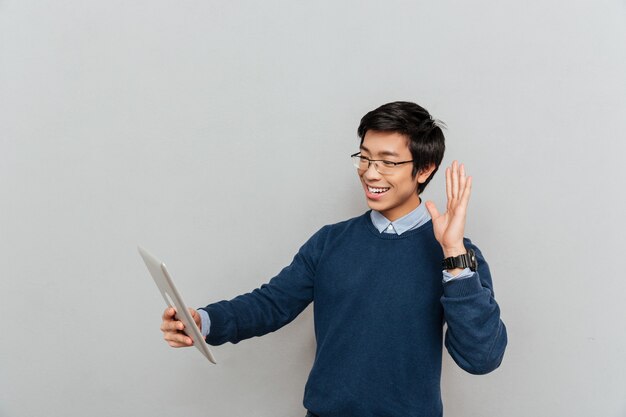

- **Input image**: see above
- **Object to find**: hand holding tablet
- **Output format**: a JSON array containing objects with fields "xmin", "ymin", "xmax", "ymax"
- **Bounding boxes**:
[
  {"xmin": 138, "ymin": 246, "xmax": 217, "ymax": 364},
  {"xmin": 161, "ymin": 306, "xmax": 201, "ymax": 348}
]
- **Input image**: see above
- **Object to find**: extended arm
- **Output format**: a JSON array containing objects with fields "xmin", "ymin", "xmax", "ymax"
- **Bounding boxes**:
[
  {"xmin": 160, "ymin": 230, "xmax": 323, "ymax": 348},
  {"xmin": 199, "ymin": 229, "xmax": 324, "ymax": 346}
]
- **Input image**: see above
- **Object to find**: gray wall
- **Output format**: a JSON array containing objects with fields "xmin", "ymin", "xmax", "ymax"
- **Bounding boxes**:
[{"xmin": 1, "ymin": 1, "xmax": 625, "ymax": 416}]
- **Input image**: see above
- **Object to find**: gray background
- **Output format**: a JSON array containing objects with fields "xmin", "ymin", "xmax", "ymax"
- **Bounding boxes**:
[{"xmin": 1, "ymin": 1, "xmax": 625, "ymax": 416}]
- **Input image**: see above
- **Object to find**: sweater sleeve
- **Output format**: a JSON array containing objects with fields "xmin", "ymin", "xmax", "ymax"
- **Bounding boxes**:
[
  {"xmin": 200, "ymin": 228, "xmax": 325, "ymax": 346},
  {"xmin": 441, "ymin": 238, "xmax": 508, "ymax": 375}
]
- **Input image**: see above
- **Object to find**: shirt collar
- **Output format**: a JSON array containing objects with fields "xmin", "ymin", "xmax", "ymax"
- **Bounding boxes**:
[{"xmin": 370, "ymin": 202, "xmax": 431, "ymax": 235}]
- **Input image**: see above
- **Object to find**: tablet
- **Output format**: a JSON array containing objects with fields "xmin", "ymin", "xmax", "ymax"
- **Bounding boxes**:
[{"xmin": 138, "ymin": 246, "xmax": 217, "ymax": 364}]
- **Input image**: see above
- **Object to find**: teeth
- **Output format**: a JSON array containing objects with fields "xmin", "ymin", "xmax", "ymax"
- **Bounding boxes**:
[{"xmin": 368, "ymin": 186, "xmax": 390, "ymax": 194}]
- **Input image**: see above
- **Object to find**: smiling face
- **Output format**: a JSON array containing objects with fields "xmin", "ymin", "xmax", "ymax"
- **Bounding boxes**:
[{"xmin": 358, "ymin": 130, "xmax": 435, "ymax": 221}]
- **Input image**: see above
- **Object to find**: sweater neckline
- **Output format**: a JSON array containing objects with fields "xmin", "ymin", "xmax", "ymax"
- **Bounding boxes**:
[{"xmin": 362, "ymin": 210, "xmax": 434, "ymax": 240}]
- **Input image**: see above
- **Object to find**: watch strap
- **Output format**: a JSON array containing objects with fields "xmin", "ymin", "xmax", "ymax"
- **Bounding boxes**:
[{"xmin": 442, "ymin": 248, "xmax": 477, "ymax": 272}]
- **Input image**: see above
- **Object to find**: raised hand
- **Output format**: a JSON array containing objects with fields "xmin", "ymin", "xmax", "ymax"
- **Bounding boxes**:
[{"xmin": 425, "ymin": 160, "xmax": 472, "ymax": 258}]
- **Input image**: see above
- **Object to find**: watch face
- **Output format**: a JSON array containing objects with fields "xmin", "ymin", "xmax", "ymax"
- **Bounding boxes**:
[{"xmin": 468, "ymin": 249, "xmax": 477, "ymax": 271}]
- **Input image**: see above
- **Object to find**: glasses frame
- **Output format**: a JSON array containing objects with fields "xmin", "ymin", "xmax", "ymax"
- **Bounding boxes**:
[{"xmin": 350, "ymin": 152, "xmax": 415, "ymax": 174}]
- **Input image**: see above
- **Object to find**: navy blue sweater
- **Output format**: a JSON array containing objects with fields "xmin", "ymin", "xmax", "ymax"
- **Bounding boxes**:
[{"xmin": 202, "ymin": 212, "xmax": 507, "ymax": 417}]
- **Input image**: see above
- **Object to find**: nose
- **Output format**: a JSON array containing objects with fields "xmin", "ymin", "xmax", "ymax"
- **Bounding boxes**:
[{"xmin": 362, "ymin": 161, "xmax": 381, "ymax": 181}]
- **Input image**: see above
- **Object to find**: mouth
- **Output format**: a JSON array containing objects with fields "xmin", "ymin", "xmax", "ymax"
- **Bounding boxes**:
[
  {"xmin": 368, "ymin": 185, "xmax": 390, "ymax": 194},
  {"xmin": 365, "ymin": 184, "xmax": 391, "ymax": 200}
]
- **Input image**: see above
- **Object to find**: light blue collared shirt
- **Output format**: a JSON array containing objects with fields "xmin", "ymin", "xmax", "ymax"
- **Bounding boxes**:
[
  {"xmin": 369, "ymin": 202, "xmax": 431, "ymax": 236},
  {"xmin": 198, "ymin": 204, "xmax": 474, "ymax": 338}
]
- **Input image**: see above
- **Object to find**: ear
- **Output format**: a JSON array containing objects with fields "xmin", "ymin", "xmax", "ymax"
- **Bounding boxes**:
[{"xmin": 417, "ymin": 164, "xmax": 436, "ymax": 184}]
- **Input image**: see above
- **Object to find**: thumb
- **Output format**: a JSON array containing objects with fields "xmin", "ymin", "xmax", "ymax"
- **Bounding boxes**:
[
  {"xmin": 190, "ymin": 308, "xmax": 202, "ymax": 328},
  {"xmin": 425, "ymin": 201, "xmax": 440, "ymax": 219}
]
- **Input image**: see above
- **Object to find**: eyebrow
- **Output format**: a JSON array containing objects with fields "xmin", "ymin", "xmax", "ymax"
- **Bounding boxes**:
[{"xmin": 359, "ymin": 145, "xmax": 400, "ymax": 158}]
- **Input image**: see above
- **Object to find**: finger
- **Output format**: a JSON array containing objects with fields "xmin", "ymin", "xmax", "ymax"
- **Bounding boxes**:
[
  {"xmin": 190, "ymin": 309, "xmax": 202, "ymax": 328},
  {"xmin": 460, "ymin": 175, "xmax": 472, "ymax": 207},
  {"xmin": 165, "ymin": 337, "xmax": 187, "ymax": 348},
  {"xmin": 445, "ymin": 167, "xmax": 452, "ymax": 208},
  {"xmin": 168, "ymin": 341, "xmax": 189, "ymax": 348},
  {"xmin": 164, "ymin": 328, "xmax": 194, "ymax": 344},
  {"xmin": 188, "ymin": 308, "xmax": 199, "ymax": 323},
  {"xmin": 458, "ymin": 163, "xmax": 467, "ymax": 201},
  {"xmin": 162, "ymin": 307, "xmax": 177, "ymax": 320},
  {"xmin": 451, "ymin": 160, "xmax": 459, "ymax": 200},
  {"xmin": 164, "ymin": 333, "xmax": 194, "ymax": 347},
  {"xmin": 160, "ymin": 319, "xmax": 185, "ymax": 333},
  {"xmin": 425, "ymin": 201, "xmax": 440, "ymax": 219},
  {"xmin": 180, "ymin": 333, "xmax": 194, "ymax": 346}
]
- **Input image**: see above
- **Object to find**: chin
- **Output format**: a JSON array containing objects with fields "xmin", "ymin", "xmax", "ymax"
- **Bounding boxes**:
[{"xmin": 366, "ymin": 201, "xmax": 386, "ymax": 212}]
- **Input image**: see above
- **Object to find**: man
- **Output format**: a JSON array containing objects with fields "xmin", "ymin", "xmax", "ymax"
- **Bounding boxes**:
[{"xmin": 160, "ymin": 101, "xmax": 507, "ymax": 417}]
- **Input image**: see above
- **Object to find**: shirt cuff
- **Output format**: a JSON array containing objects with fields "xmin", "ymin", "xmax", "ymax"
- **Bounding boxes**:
[
  {"xmin": 197, "ymin": 309, "xmax": 211, "ymax": 338},
  {"xmin": 442, "ymin": 267, "xmax": 474, "ymax": 283}
]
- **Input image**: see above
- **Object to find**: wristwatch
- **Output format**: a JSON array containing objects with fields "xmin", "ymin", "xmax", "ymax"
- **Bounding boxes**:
[{"xmin": 442, "ymin": 248, "xmax": 477, "ymax": 272}]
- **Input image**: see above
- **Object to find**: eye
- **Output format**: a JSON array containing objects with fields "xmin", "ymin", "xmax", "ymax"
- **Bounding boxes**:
[
  {"xmin": 358, "ymin": 156, "xmax": 371, "ymax": 164},
  {"xmin": 381, "ymin": 160, "xmax": 396, "ymax": 167}
]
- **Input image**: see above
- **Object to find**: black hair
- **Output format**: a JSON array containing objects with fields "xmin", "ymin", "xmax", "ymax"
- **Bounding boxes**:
[{"xmin": 357, "ymin": 101, "xmax": 445, "ymax": 195}]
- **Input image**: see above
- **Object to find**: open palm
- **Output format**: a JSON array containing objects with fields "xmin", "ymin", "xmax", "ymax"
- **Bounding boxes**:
[{"xmin": 425, "ymin": 160, "xmax": 472, "ymax": 256}]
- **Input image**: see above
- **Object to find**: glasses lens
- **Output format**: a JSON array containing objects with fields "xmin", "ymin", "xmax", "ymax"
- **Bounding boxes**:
[
  {"xmin": 376, "ymin": 161, "xmax": 396, "ymax": 175},
  {"xmin": 352, "ymin": 155, "xmax": 367, "ymax": 170},
  {"xmin": 352, "ymin": 155, "xmax": 397, "ymax": 174}
]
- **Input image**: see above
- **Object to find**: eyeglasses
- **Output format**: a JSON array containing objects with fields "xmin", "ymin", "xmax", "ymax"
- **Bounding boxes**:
[{"xmin": 350, "ymin": 152, "xmax": 414, "ymax": 175}]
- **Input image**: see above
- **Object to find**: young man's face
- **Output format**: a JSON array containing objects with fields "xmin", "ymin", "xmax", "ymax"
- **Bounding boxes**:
[{"xmin": 358, "ymin": 130, "xmax": 434, "ymax": 221}]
